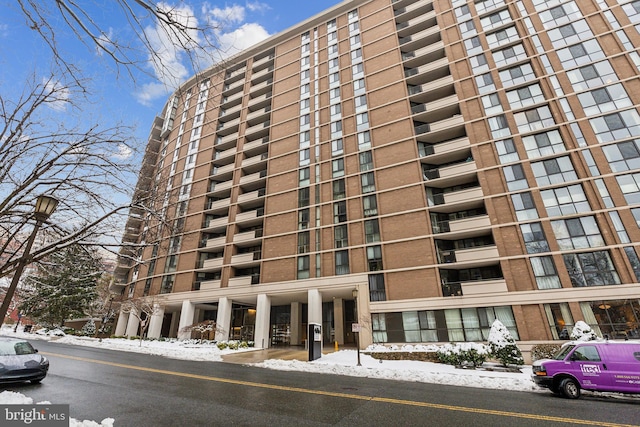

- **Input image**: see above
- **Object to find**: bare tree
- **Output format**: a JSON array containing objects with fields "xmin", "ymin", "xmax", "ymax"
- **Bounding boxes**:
[
  {"xmin": 14, "ymin": 0, "xmax": 227, "ymax": 89},
  {"xmin": 179, "ymin": 320, "xmax": 222, "ymax": 341},
  {"xmin": 120, "ymin": 296, "xmax": 164, "ymax": 345}
]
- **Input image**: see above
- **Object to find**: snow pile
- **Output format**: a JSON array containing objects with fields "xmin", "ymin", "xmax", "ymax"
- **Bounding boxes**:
[
  {"xmin": 570, "ymin": 320, "xmax": 598, "ymax": 341},
  {"xmin": 0, "ymin": 391, "xmax": 114, "ymax": 427}
]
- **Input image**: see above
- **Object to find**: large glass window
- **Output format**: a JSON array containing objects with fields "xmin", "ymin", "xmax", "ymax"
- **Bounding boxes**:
[
  {"xmin": 531, "ymin": 156, "xmax": 577, "ymax": 186},
  {"xmin": 556, "ymin": 39, "xmax": 605, "ymax": 69},
  {"xmin": 602, "ymin": 139, "xmax": 640, "ymax": 172},
  {"xmin": 499, "ymin": 63, "xmax": 535, "ymax": 88},
  {"xmin": 503, "ymin": 164, "xmax": 528, "ymax": 191},
  {"xmin": 506, "ymin": 84, "xmax": 545, "ymax": 110},
  {"xmin": 361, "ymin": 172, "xmax": 376, "ymax": 193},
  {"xmin": 590, "ymin": 109, "xmax": 640, "ymax": 143},
  {"xmin": 298, "ymin": 231, "xmax": 310, "ymax": 254},
  {"xmin": 531, "ymin": 256, "xmax": 562, "ymax": 289},
  {"xmin": 333, "ymin": 201, "xmax": 347, "ymax": 223},
  {"xmin": 616, "ymin": 172, "xmax": 640, "ymax": 205},
  {"xmin": 364, "ymin": 219, "xmax": 380, "ymax": 243},
  {"xmin": 566, "ymin": 60, "xmax": 617, "ymax": 92},
  {"xmin": 363, "ymin": 195, "xmax": 377, "ymax": 217},
  {"xmin": 334, "ymin": 224, "xmax": 348, "ymax": 248},
  {"xmin": 520, "ymin": 222, "xmax": 550, "ymax": 253},
  {"xmin": 512, "ymin": 192, "xmax": 538, "ymax": 220},
  {"xmin": 541, "ymin": 184, "xmax": 590, "ymax": 217},
  {"xmin": 335, "ymin": 250, "xmax": 350, "ymax": 275},
  {"xmin": 514, "ymin": 106, "xmax": 555, "ymax": 133},
  {"xmin": 522, "ymin": 129, "xmax": 565, "ymax": 159},
  {"xmin": 580, "ymin": 300, "xmax": 640, "ymax": 339},
  {"xmin": 577, "ymin": 84, "xmax": 632, "ymax": 117},
  {"xmin": 563, "ymin": 251, "xmax": 620, "ymax": 287},
  {"xmin": 551, "ymin": 216, "xmax": 604, "ymax": 250},
  {"xmin": 367, "ymin": 245, "xmax": 383, "ymax": 271},
  {"xmin": 493, "ymin": 44, "xmax": 527, "ymax": 68},
  {"xmin": 333, "ymin": 179, "xmax": 346, "ymax": 199},
  {"xmin": 297, "ymin": 256, "xmax": 310, "ymax": 279},
  {"xmin": 544, "ymin": 303, "xmax": 574, "ymax": 340}
]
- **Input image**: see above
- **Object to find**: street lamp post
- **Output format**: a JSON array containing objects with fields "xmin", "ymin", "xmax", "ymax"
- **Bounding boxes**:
[
  {"xmin": 0, "ymin": 195, "xmax": 58, "ymax": 329},
  {"xmin": 352, "ymin": 288, "xmax": 361, "ymax": 367}
]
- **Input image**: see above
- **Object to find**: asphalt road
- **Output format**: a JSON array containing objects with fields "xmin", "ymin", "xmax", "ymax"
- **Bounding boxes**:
[{"xmin": 1, "ymin": 340, "xmax": 638, "ymax": 426}]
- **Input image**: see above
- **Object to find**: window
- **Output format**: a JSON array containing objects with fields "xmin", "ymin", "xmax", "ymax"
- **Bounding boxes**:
[
  {"xmin": 330, "ymin": 103, "xmax": 341, "ymax": 118},
  {"xmin": 363, "ymin": 195, "xmax": 377, "ymax": 217},
  {"xmin": 329, "ymin": 57, "xmax": 339, "ymax": 71},
  {"xmin": 351, "ymin": 48, "xmax": 362, "ymax": 62},
  {"xmin": 590, "ymin": 110, "xmax": 640, "ymax": 143},
  {"xmin": 469, "ymin": 53, "xmax": 489, "ymax": 74},
  {"xmin": 503, "ymin": 164, "xmax": 528, "ymax": 191},
  {"xmin": 359, "ymin": 151, "xmax": 373, "ymax": 171},
  {"xmin": 300, "ymin": 130, "xmax": 310, "ymax": 147},
  {"xmin": 464, "ymin": 36, "xmax": 482, "ymax": 54},
  {"xmin": 298, "ymin": 231, "xmax": 310, "ymax": 253},
  {"xmin": 160, "ymin": 275, "xmax": 175, "ymax": 294},
  {"xmin": 512, "ymin": 192, "xmax": 538, "ymax": 221},
  {"xmin": 355, "ymin": 95, "xmax": 367, "ymax": 111},
  {"xmin": 515, "ymin": 106, "xmax": 555, "ymax": 133},
  {"xmin": 482, "ymin": 93, "xmax": 503, "ymax": 115},
  {"xmin": 335, "ymin": 250, "xmax": 350, "ymax": 275},
  {"xmin": 300, "ymin": 84, "xmax": 310, "ymax": 96},
  {"xmin": 603, "ymin": 140, "xmax": 640, "ymax": 172},
  {"xmin": 327, "ymin": 31, "xmax": 337, "ymax": 43},
  {"xmin": 367, "ymin": 245, "xmax": 383, "ymax": 271},
  {"xmin": 329, "ymin": 72, "xmax": 340, "ymax": 86},
  {"xmin": 301, "ymin": 43, "xmax": 310, "ymax": 54},
  {"xmin": 358, "ymin": 131, "xmax": 371, "ymax": 149},
  {"xmin": 563, "ymin": 251, "xmax": 621, "ymax": 287},
  {"xmin": 475, "ymin": 73, "xmax": 496, "ymax": 94},
  {"xmin": 300, "ymin": 69, "xmax": 310, "ymax": 82},
  {"xmin": 368, "ymin": 274, "xmax": 386, "ymax": 302},
  {"xmin": 361, "ymin": 172, "xmax": 375, "ymax": 193},
  {"xmin": 332, "ymin": 158, "xmax": 344, "ymax": 177},
  {"xmin": 365, "ymin": 219, "xmax": 380, "ymax": 243},
  {"xmin": 506, "ymin": 84, "xmax": 545, "ymax": 110},
  {"xmin": 328, "ymin": 44, "xmax": 339, "ymax": 57},
  {"xmin": 354, "ymin": 78, "xmax": 366, "ymax": 94},
  {"xmin": 297, "ymin": 256, "xmax": 310, "ymax": 279},
  {"xmin": 349, "ymin": 21, "xmax": 360, "ymax": 32},
  {"xmin": 299, "ymin": 167, "xmax": 310, "ymax": 186},
  {"xmin": 298, "ymin": 187, "xmax": 309, "ymax": 207},
  {"xmin": 566, "ymin": 60, "xmax": 617, "ymax": 92},
  {"xmin": 301, "ymin": 56, "xmax": 310, "ymax": 68},
  {"xmin": 333, "ymin": 179, "xmax": 346, "ymax": 199},
  {"xmin": 538, "ymin": 1, "xmax": 581, "ymax": 27},
  {"xmin": 499, "ymin": 63, "xmax": 536, "ymax": 88},
  {"xmin": 544, "ymin": 303, "xmax": 574, "ymax": 340},
  {"xmin": 496, "ymin": 139, "xmax": 519, "ymax": 164},
  {"xmin": 520, "ymin": 222, "xmax": 549, "ymax": 253},
  {"xmin": 530, "ymin": 256, "xmax": 562, "ymax": 289},
  {"xmin": 551, "ymin": 216, "xmax": 605, "ymax": 250},
  {"xmin": 556, "ymin": 39, "xmax": 605, "ymax": 69},
  {"xmin": 488, "ymin": 114, "xmax": 510, "ymax": 139},
  {"xmin": 486, "ymin": 26, "xmax": 519, "ymax": 49},
  {"xmin": 300, "ymin": 114, "xmax": 310, "ymax": 128},
  {"xmin": 348, "ymin": 9, "xmax": 358, "ymax": 21},
  {"xmin": 299, "ymin": 148, "xmax": 310, "ymax": 166},
  {"xmin": 541, "ymin": 184, "xmax": 591, "ymax": 217},
  {"xmin": 577, "ymin": 84, "xmax": 632, "ymax": 117},
  {"xmin": 616, "ymin": 172, "xmax": 640, "ymax": 205},
  {"xmin": 350, "ymin": 34, "xmax": 361, "ymax": 46},
  {"xmin": 531, "ymin": 156, "xmax": 577, "ymax": 186},
  {"xmin": 455, "ymin": 4, "xmax": 471, "ymax": 21},
  {"xmin": 331, "ymin": 139, "xmax": 343, "ymax": 156},
  {"xmin": 333, "ymin": 201, "xmax": 347, "ymax": 223},
  {"xmin": 334, "ymin": 225, "xmax": 348, "ymax": 248},
  {"xmin": 547, "ymin": 20, "xmax": 593, "ymax": 48},
  {"xmin": 298, "ymin": 209, "xmax": 309, "ymax": 230},
  {"xmin": 493, "ymin": 44, "xmax": 527, "ymax": 68},
  {"xmin": 356, "ymin": 112, "xmax": 369, "ymax": 130},
  {"xmin": 459, "ymin": 20, "xmax": 476, "ymax": 37},
  {"xmin": 522, "ymin": 130, "xmax": 566, "ymax": 159},
  {"xmin": 331, "ymin": 120, "xmax": 343, "ymax": 137},
  {"xmin": 330, "ymin": 87, "xmax": 341, "ymax": 102},
  {"xmin": 480, "ymin": 9, "xmax": 512, "ymax": 31}
]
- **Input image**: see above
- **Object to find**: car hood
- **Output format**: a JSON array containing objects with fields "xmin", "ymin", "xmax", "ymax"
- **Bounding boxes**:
[{"xmin": 0, "ymin": 354, "xmax": 46, "ymax": 371}]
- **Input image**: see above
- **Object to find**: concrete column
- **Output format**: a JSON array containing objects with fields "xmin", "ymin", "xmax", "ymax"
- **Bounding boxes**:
[
  {"xmin": 177, "ymin": 300, "xmax": 196, "ymax": 340},
  {"xmin": 125, "ymin": 308, "xmax": 140, "ymax": 337},
  {"xmin": 254, "ymin": 294, "xmax": 271, "ymax": 349},
  {"xmin": 147, "ymin": 304, "xmax": 165, "ymax": 339},
  {"xmin": 355, "ymin": 283, "xmax": 372, "ymax": 349},
  {"xmin": 114, "ymin": 310, "xmax": 129, "ymax": 336},
  {"xmin": 333, "ymin": 297, "xmax": 344, "ymax": 345},
  {"xmin": 215, "ymin": 297, "xmax": 232, "ymax": 342},
  {"xmin": 290, "ymin": 302, "xmax": 302, "ymax": 346},
  {"xmin": 308, "ymin": 288, "xmax": 322, "ymax": 325}
]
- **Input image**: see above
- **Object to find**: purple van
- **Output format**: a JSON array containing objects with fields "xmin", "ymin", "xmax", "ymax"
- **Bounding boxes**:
[{"xmin": 532, "ymin": 340, "xmax": 640, "ymax": 398}]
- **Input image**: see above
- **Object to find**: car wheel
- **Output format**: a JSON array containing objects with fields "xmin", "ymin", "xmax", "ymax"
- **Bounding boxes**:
[
  {"xmin": 560, "ymin": 378, "xmax": 580, "ymax": 399},
  {"xmin": 30, "ymin": 379, "xmax": 43, "ymax": 384}
]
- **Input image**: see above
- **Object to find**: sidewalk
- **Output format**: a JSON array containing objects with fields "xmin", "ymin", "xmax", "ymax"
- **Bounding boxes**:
[{"xmin": 221, "ymin": 345, "xmax": 340, "ymax": 364}]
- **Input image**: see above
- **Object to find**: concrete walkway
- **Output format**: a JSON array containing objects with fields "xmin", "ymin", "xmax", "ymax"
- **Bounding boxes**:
[{"xmin": 221, "ymin": 345, "xmax": 340, "ymax": 364}]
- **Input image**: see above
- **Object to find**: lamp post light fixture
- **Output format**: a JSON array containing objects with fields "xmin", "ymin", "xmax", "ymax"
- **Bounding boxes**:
[
  {"xmin": 352, "ymin": 288, "xmax": 361, "ymax": 367},
  {"xmin": 0, "ymin": 194, "xmax": 58, "ymax": 329}
]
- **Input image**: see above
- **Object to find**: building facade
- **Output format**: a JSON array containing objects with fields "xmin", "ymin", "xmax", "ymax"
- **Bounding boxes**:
[{"xmin": 114, "ymin": 0, "xmax": 640, "ymax": 349}]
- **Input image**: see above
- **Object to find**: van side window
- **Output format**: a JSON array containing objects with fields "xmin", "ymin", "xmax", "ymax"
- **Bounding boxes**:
[
  {"xmin": 572, "ymin": 346, "xmax": 601, "ymax": 361},
  {"xmin": 635, "ymin": 352, "xmax": 640, "ymax": 362}
]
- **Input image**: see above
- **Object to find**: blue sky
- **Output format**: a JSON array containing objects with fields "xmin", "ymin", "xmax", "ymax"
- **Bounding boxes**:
[{"xmin": 0, "ymin": 0, "xmax": 340, "ymax": 147}]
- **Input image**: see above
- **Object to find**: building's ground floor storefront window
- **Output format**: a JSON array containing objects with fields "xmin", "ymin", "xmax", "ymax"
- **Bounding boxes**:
[
  {"xmin": 371, "ymin": 306, "xmax": 518, "ymax": 343},
  {"xmin": 580, "ymin": 299, "xmax": 640, "ymax": 340}
]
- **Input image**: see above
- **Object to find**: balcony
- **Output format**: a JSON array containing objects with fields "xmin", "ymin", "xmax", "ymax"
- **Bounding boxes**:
[
  {"xmin": 200, "ymin": 279, "xmax": 222, "ymax": 290},
  {"xmin": 412, "ymin": 94, "xmax": 460, "ymax": 123},
  {"xmin": 239, "ymin": 170, "xmax": 267, "ymax": 188},
  {"xmin": 416, "ymin": 115, "xmax": 466, "ymax": 144},
  {"xmin": 408, "ymin": 75, "xmax": 455, "ymax": 103},
  {"xmin": 423, "ymin": 160, "xmax": 477, "ymax": 188},
  {"xmin": 394, "ymin": 0, "xmax": 433, "ymax": 21},
  {"xmin": 404, "ymin": 57, "xmax": 450, "ymax": 86},
  {"xmin": 211, "ymin": 163, "xmax": 235, "ymax": 180},
  {"xmin": 208, "ymin": 180, "xmax": 233, "ymax": 195},
  {"xmin": 206, "ymin": 198, "xmax": 231, "ymax": 212},
  {"xmin": 251, "ymin": 65, "xmax": 274, "ymax": 85},
  {"xmin": 235, "ymin": 208, "xmax": 264, "ymax": 226},
  {"xmin": 213, "ymin": 147, "xmax": 237, "ymax": 164},
  {"xmin": 243, "ymin": 138, "xmax": 269, "ymax": 157},
  {"xmin": 228, "ymin": 274, "xmax": 260, "ymax": 287},
  {"xmin": 241, "ymin": 153, "xmax": 268, "ymax": 170},
  {"xmin": 216, "ymin": 117, "xmax": 240, "ymax": 136},
  {"xmin": 203, "ymin": 216, "xmax": 228, "ymax": 231},
  {"xmin": 246, "ymin": 106, "xmax": 271, "ymax": 126},
  {"xmin": 248, "ymin": 92, "xmax": 272, "ymax": 110},
  {"xmin": 215, "ymin": 132, "xmax": 239, "ymax": 151},
  {"xmin": 429, "ymin": 186, "xmax": 485, "ymax": 212},
  {"xmin": 420, "ymin": 136, "xmax": 470, "ymax": 164},
  {"xmin": 399, "ymin": 26, "xmax": 441, "ymax": 54},
  {"xmin": 461, "ymin": 279, "xmax": 508, "ymax": 296},
  {"xmin": 221, "ymin": 90, "xmax": 243, "ymax": 108},
  {"xmin": 249, "ymin": 79, "xmax": 273, "ymax": 98},
  {"xmin": 396, "ymin": 9, "xmax": 436, "ymax": 38},
  {"xmin": 252, "ymin": 53, "xmax": 274, "ymax": 71},
  {"xmin": 233, "ymin": 229, "xmax": 264, "ymax": 246},
  {"xmin": 204, "ymin": 236, "xmax": 227, "ymax": 250},
  {"xmin": 230, "ymin": 251, "xmax": 261, "ymax": 267},
  {"xmin": 218, "ymin": 103, "xmax": 242, "ymax": 122},
  {"xmin": 222, "ymin": 78, "xmax": 244, "ymax": 95},
  {"xmin": 432, "ymin": 215, "xmax": 491, "ymax": 239},
  {"xmin": 244, "ymin": 120, "xmax": 270, "ymax": 141},
  {"xmin": 237, "ymin": 188, "xmax": 266, "ymax": 208},
  {"xmin": 439, "ymin": 245, "xmax": 500, "ymax": 268},
  {"xmin": 202, "ymin": 257, "xmax": 224, "ymax": 270}
]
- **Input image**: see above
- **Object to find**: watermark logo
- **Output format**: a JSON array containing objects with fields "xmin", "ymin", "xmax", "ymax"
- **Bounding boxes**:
[{"xmin": 1, "ymin": 405, "xmax": 68, "ymax": 426}]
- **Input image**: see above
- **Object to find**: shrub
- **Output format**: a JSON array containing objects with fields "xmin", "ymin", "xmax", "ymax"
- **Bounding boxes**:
[
  {"xmin": 570, "ymin": 320, "xmax": 598, "ymax": 341},
  {"xmin": 531, "ymin": 343, "xmax": 562, "ymax": 361},
  {"xmin": 437, "ymin": 342, "xmax": 489, "ymax": 367},
  {"xmin": 488, "ymin": 319, "xmax": 524, "ymax": 367},
  {"xmin": 216, "ymin": 341, "xmax": 228, "ymax": 350},
  {"xmin": 227, "ymin": 340, "xmax": 239, "ymax": 350}
]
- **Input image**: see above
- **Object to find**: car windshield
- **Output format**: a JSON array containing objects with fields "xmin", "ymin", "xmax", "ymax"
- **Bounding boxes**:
[
  {"xmin": 0, "ymin": 341, "xmax": 36, "ymax": 356},
  {"xmin": 553, "ymin": 344, "xmax": 575, "ymax": 360}
]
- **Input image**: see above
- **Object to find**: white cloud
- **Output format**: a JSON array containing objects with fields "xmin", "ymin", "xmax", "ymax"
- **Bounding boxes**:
[
  {"xmin": 113, "ymin": 143, "xmax": 133, "ymax": 160},
  {"xmin": 216, "ymin": 22, "xmax": 270, "ymax": 60},
  {"xmin": 207, "ymin": 5, "xmax": 245, "ymax": 25},
  {"xmin": 246, "ymin": 1, "xmax": 270, "ymax": 13},
  {"xmin": 95, "ymin": 28, "xmax": 115, "ymax": 57},
  {"xmin": 135, "ymin": 81, "xmax": 171, "ymax": 106}
]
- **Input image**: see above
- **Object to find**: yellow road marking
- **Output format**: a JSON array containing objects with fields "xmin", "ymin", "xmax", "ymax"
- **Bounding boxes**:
[{"xmin": 43, "ymin": 351, "xmax": 637, "ymax": 427}]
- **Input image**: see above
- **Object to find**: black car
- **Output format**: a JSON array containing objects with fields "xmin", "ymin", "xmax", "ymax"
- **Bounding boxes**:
[{"xmin": 0, "ymin": 337, "xmax": 49, "ymax": 384}]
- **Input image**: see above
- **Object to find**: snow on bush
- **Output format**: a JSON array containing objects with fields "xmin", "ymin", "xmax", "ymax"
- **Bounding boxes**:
[
  {"xmin": 488, "ymin": 319, "xmax": 524, "ymax": 367},
  {"xmin": 437, "ymin": 342, "xmax": 489, "ymax": 367},
  {"xmin": 570, "ymin": 320, "xmax": 598, "ymax": 341},
  {"xmin": 81, "ymin": 319, "xmax": 96, "ymax": 336}
]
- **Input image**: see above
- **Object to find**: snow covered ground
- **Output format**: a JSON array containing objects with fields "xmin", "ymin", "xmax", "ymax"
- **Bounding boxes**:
[{"xmin": 0, "ymin": 325, "xmax": 618, "ymax": 426}]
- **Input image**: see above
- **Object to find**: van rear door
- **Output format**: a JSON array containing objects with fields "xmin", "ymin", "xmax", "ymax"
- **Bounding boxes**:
[
  {"xmin": 601, "ymin": 343, "xmax": 640, "ymax": 394},
  {"xmin": 568, "ymin": 344, "xmax": 613, "ymax": 391}
]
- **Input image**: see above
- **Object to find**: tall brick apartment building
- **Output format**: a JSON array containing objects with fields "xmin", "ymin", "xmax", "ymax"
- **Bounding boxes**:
[{"xmin": 113, "ymin": 0, "xmax": 640, "ymax": 349}]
